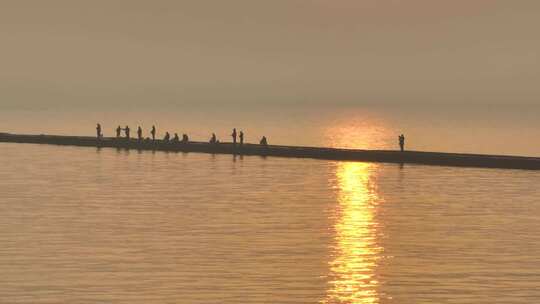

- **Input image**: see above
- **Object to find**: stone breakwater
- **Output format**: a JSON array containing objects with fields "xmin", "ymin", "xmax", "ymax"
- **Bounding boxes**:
[{"xmin": 1, "ymin": 133, "xmax": 539, "ymax": 170}]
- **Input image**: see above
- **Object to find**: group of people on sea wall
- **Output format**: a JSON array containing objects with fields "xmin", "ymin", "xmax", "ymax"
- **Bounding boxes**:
[
  {"xmin": 97, "ymin": 123, "xmax": 404, "ymax": 150},
  {"xmin": 96, "ymin": 124, "xmax": 269, "ymax": 146}
]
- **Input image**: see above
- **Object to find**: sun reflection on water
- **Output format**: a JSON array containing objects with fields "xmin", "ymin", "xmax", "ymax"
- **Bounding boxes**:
[
  {"xmin": 323, "ymin": 162, "xmax": 382, "ymax": 304},
  {"xmin": 324, "ymin": 114, "xmax": 391, "ymax": 150}
]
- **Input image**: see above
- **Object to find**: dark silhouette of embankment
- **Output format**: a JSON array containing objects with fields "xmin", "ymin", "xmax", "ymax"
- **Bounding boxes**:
[{"xmin": 1, "ymin": 133, "xmax": 539, "ymax": 170}]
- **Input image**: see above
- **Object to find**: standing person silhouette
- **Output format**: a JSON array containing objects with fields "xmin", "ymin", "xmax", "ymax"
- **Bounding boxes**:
[
  {"xmin": 239, "ymin": 131, "xmax": 244, "ymax": 146},
  {"xmin": 125, "ymin": 125, "xmax": 130, "ymax": 140},
  {"xmin": 151, "ymin": 125, "xmax": 156, "ymax": 141},
  {"xmin": 137, "ymin": 126, "xmax": 143, "ymax": 141},
  {"xmin": 96, "ymin": 123, "xmax": 102, "ymax": 139},
  {"xmin": 231, "ymin": 128, "xmax": 237, "ymax": 145},
  {"xmin": 399, "ymin": 134, "xmax": 405, "ymax": 152},
  {"xmin": 210, "ymin": 133, "xmax": 217, "ymax": 144},
  {"xmin": 116, "ymin": 125, "xmax": 122, "ymax": 138}
]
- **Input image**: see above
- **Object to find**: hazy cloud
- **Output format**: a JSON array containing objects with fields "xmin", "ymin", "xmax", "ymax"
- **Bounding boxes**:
[{"xmin": 1, "ymin": 0, "xmax": 539, "ymax": 108}]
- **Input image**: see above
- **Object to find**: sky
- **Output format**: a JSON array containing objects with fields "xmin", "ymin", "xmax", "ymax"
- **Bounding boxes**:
[{"xmin": 1, "ymin": 0, "xmax": 539, "ymax": 108}]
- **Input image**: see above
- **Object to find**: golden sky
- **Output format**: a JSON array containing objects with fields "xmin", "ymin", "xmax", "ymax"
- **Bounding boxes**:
[{"xmin": 1, "ymin": 1, "xmax": 539, "ymax": 107}]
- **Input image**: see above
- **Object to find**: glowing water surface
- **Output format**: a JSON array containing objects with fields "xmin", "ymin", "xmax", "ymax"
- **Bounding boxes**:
[
  {"xmin": 324, "ymin": 162, "xmax": 382, "ymax": 303},
  {"xmin": 1, "ymin": 105, "xmax": 540, "ymax": 303}
]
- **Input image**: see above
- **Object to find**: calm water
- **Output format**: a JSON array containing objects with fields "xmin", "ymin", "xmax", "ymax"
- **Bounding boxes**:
[{"xmin": 1, "ymin": 105, "xmax": 540, "ymax": 303}]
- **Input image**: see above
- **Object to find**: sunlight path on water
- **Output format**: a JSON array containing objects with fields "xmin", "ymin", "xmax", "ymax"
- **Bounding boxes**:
[{"xmin": 323, "ymin": 162, "xmax": 383, "ymax": 304}]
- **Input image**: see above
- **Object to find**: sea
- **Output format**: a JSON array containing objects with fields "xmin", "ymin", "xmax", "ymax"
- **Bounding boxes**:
[{"xmin": 1, "ymin": 103, "xmax": 539, "ymax": 303}]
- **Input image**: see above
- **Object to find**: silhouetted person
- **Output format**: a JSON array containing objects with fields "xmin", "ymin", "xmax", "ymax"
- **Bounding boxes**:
[
  {"xmin": 96, "ymin": 123, "xmax": 102, "ymax": 139},
  {"xmin": 164, "ymin": 132, "xmax": 170, "ymax": 142},
  {"xmin": 124, "ymin": 125, "xmax": 130, "ymax": 139},
  {"xmin": 239, "ymin": 131, "xmax": 244, "ymax": 146},
  {"xmin": 182, "ymin": 134, "xmax": 189, "ymax": 143},
  {"xmin": 210, "ymin": 133, "xmax": 217, "ymax": 144},
  {"xmin": 260, "ymin": 136, "xmax": 268, "ymax": 146},
  {"xmin": 231, "ymin": 128, "xmax": 237, "ymax": 145},
  {"xmin": 399, "ymin": 134, "xmax": 405, "ymax": 152},
  {"xmin": 173, "ymin": 133, "xmax": 180, "ymax": 142},
  {"xmin": 116, "ymin": 125, "xmax": 122, "ymax": 138},
  {"xmin": 151, "ymin": 125, "xmax": 156, "ymax": 141},
  {"xmin": 137, "ymin": 126, "xmax": 143, "ymax": 141}
]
